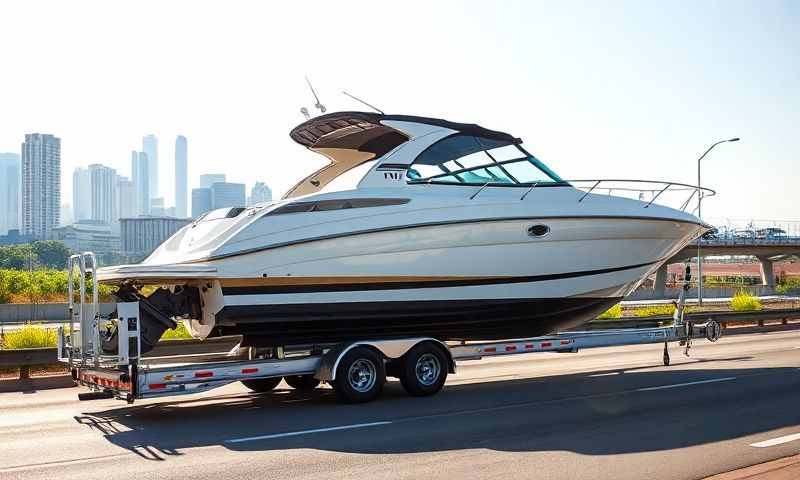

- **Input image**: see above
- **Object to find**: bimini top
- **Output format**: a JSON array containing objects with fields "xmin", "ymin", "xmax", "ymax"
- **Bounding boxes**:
[{"xmin": 284, "ymin": 111, "xmax": 520, "ymax": 198}]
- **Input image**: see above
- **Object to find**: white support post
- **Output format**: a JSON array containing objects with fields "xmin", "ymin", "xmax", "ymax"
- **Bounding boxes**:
[{"xmin": 116, "ymin": 302, "xmax": 141, "ymax": 366}]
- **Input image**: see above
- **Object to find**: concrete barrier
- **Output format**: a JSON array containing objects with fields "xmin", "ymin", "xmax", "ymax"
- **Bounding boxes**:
[{"xmin": 0, "ymin": 303, "xmax": 116, "ymax": 324}]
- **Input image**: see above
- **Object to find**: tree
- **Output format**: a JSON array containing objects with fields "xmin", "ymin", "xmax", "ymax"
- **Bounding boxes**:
[
  {"xmin": 31, "ymin": 241, "xmax": 72, "ymax": 269},
  {"xmin": 0, "ymin": 241, "xmax": 73, "ymax": 270},
  {"xmin": 0, "ymin": 244, "xmax": 33, "ymax": 270}
]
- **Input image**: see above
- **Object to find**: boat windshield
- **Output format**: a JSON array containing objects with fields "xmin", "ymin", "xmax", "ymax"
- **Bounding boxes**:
[{"xmin": 406, "ymin": 134, "xmax": 566, "ymax": 185}]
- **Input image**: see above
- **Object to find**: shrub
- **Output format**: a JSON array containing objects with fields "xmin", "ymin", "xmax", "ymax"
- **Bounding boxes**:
[
  {"xmin": 776, "ymin": 278, "xmax": 800, "ymax": 295},
  {"xmin": 0, "ymin": 269, "xmax": 118, "ymax": 304},
  {"xmin": 2, "ymin": 325, "xmax": 58, "ymax": 349},
  {"xmin": 597, "ymin": 303, "xmax": 622, "ymax": 319},
  {"xmin": 633, "ymin": 305, "xmax": 676, "ymax": 317},
  {"xmin": 730, "ymin": 291, "xmax": 763, "ymax": 312},
  {"xmin": 0, "ymin": 270, "xmax": 11, "ymax": 303}
]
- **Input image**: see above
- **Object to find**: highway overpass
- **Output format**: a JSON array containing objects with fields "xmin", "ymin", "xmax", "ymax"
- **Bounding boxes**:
[{"xmin": 653, "ymin": 237, "xmax": 800, "ymax": 296}]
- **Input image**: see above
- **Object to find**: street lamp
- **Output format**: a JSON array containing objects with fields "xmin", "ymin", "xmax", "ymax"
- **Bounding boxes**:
[{"xmin": 697, "ymin": 137, "xmax": 740, "ymax": 305}]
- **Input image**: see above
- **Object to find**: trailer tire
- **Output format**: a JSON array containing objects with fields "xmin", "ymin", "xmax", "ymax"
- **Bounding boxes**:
[
  {"xmin": 332, "ymin": 346, "xmax": 385, "ymax": 403},
  {"xmin": 242, "ymin": 376, "xmax": 282, "ymax": 393},
  {"xmin": 398, "ymin": 342, "xmax": 448, "ymax": 397},
  {"xmin": 285, "ymin": 374, "xmax": 320, "ymax": 391}
]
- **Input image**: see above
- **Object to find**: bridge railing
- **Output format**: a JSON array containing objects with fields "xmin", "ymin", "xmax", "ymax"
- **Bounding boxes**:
[
  {"xmin": 692, "ymin": 237, "xmax": 800, "ymax": 246},
  {"xmin": 702, "ymin": 218, "xmax": 800, "ymax": 242}
]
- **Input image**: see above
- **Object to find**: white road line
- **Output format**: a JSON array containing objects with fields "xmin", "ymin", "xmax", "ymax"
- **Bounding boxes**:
[
  {"xmin": 750, "ymin": 432, "xmax": 800, "ymax": 448},
  {"xmin": 226, "ymin": 421, "xmax": 391, "ymax": 443},
  {"xmin": 636, "ymin": 377, "xmax": 736, "ymax": 392}
]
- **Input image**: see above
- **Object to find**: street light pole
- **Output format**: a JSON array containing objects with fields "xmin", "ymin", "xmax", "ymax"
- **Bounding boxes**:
[{"xmin": 696, "ymin": 137, "xmax": 739, "ymax": 305}]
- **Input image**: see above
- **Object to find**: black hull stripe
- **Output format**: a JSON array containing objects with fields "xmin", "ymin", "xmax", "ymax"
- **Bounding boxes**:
[
  {"xmin": 197, "ymin": 215, "xmax": 703, "ymax": 263},
  {"xmin": 220, "ymin": 260, "xmax": 657, "ymax": 295},
  {"xmin": 219, "ymin": 297, "xmax": 623, "ymax": 346}
]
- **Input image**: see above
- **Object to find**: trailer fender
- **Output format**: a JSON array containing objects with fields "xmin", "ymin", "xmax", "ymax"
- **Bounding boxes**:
[{"xmin": 316, "ymin": 338, "xmax": 455, "ymax": 382}]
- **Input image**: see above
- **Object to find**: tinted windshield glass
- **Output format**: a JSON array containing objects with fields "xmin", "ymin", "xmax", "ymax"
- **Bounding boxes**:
[{"xmin": 406, "ymin": 134, "xmax": 565, "ymax": 185}]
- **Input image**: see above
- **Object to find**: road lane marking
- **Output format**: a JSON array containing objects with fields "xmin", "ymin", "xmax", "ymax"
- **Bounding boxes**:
[
  {"xmin": 750, "ymin": 432, "xmax": 800, "ymax": 448},
  {"xmin": 226, "ymin": 421, "xmax": 391, "ymax": 443},
  {"xmin": 636, "ymin": 377, "xmax": 736, "ymax": 392}
]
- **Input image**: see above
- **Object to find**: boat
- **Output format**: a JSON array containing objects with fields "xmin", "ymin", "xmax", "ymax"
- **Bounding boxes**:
[{"xmin": 97, "ymin": 111, "xmax": 710, "ymax": 353}]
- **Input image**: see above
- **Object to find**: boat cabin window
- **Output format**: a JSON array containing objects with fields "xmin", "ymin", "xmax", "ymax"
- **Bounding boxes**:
[{"xmin": 406, "ymin": 134, "xmax": 565, "ymax": 185}]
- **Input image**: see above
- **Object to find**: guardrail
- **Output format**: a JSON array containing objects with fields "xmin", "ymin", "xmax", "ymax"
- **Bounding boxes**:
[
  {"xmin": 588, "ymin": 308, "xmax": 800, "ymax": 330},
  {"xmin": 2, "ymin": 309, "xmax": 799, "ymax": 381},
  {"xmin": 0, "ymin": 336, "xmax": 241, "ymax": 380}
]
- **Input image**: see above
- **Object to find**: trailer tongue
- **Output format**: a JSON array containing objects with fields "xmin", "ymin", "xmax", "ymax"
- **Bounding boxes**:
[{"xmin": 59, "ymin": 252, "xmax": 721, "ymax": 404}]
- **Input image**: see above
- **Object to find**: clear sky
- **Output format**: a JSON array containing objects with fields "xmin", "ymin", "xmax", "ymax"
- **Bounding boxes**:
[{"xmin": 1, "ymin": 0, "xmax": 797, "ymax": 222}]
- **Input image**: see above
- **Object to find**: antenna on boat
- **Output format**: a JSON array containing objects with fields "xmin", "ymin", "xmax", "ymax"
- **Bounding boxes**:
[
  {"xmin": 305, "ymin": 76, "xmax": 327, "ymax": 114},
  {"xmin": 342, "ymin": 90, "xmax": 385, "ymax": 114}
]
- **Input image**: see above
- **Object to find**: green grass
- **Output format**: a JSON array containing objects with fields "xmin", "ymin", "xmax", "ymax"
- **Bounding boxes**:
[
  {"xmin": 597, "ymin": 303, "xmax": 622, "ymax": 319},
  {"xmin": 730, "ymin": 291, "xmax": 763, "ymax": 311},
  {"xmin": 2, "ymin": 324, "xmax": 58, "ymax": 349},
  {"xmin": 160, "ymin": 322, "xmax": 193, "ymax": 341}
]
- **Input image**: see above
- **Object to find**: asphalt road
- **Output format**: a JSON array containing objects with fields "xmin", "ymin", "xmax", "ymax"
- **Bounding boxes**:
[{"xmin": 1, "ymin": 330, "xmax": 799, "ymax": 480}]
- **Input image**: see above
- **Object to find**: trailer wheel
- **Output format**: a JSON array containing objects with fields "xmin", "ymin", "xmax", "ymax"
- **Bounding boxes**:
[
  {"xmin": 284, "ymin": 374, "xmax": 321, "ymax": 391},
  {"xmin": 242, "ymin": 376, "xmax": 282, "ymax": 392},
  {"xmin": 332, "ymin": 346, "xmax": 385, "ymax": 403},
  {"xmin": 398, "ymin": 342, "xmax": 448, "ymax": 397}
]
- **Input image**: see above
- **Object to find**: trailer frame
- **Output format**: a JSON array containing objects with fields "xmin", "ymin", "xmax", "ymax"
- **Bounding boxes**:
[{"xmin": 58, "ymin": 253, "xmax": 721, "ymax": 404}]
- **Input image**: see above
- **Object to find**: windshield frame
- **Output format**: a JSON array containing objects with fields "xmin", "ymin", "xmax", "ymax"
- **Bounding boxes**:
[{"xmin": 406, "ymin": 134, "xmax": 569, "ymax": 187}]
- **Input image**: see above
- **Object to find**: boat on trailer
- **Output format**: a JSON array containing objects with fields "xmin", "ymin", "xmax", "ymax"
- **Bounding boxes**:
[{"xmin": 96, "ymin": 111, "xmax": 712, "ymax": 353}]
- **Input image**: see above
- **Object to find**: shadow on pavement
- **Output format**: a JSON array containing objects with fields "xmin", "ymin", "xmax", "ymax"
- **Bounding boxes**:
[
  {"xmin": 0, "ymin": 374, "xmax": 74, "ymax": 394},
  {"xmin": 74, "ymin": 359, "xmax": 800, "ymax": 460}
]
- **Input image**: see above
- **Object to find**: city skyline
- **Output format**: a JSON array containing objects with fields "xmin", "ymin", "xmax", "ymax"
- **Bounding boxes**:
[
  {"xmin": 1, "ymin": 2, "xmax": 798, "ymax": 222},
  {"xmin": 1, "ymin": 131, "xmax": 274, "ymax": 238}
]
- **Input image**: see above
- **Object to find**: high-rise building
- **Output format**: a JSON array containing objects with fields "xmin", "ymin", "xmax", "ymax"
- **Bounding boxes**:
[
  {"xmin": 174, "ymin": 135, "xmax": 187, "ymax": 218},
  {"xmin": 131, "ymin": 151, "xmax": 150, "ymax": 216},
  {"xmin": 199, "ymin": 173, "xmax": 226, "ymax": 188},
  {"xmin": 21, "ymin": 133, "xmax": 61, "ymax": 239},
  {"xmin": 116, "ymin": 176, "xmax": 136, "ymax": 220},
  {"xmin": 89, "ymin": 164, "xmax": 117, "ymax": 227},
  {"xmin": 142, "ymin": 134, "xmax": 158, "ymax": 200},
  {"xmin": 210, "ymin": 182, "xmax": 246, "ymax": 210},
  {"xmin": 249, "ymin": 181, "xmax": 272, "ymax": 205},
  {"xmin": 72, "ymin": 167, "xmax": 92, "ymax": 222},
  {"xmin": 0, "ymin": 153, "xmax": 20, "ymax": 235},
  {"xmin": 191, "ymin": 187, "xmax": 212, "ymax": 218}
]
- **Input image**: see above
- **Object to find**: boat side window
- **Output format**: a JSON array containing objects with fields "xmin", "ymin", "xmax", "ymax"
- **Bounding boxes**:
[{"xmin": 407, "ymin": 134, "xmax": 566, "ymax": 185}]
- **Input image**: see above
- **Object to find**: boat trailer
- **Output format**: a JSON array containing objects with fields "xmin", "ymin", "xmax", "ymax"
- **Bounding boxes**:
[{"xmin": 59, "ymin": 252, "xmax": 722, "ymax": 404}]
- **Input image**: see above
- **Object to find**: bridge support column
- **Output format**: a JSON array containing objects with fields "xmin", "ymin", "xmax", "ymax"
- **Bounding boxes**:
[
  {"xmin": 654, "ymin": 264, "xmax": 668, "ymax": 298},
  {"xmin": 758, "ymin": 257, "xmax": 775, "ymax": 289}
]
